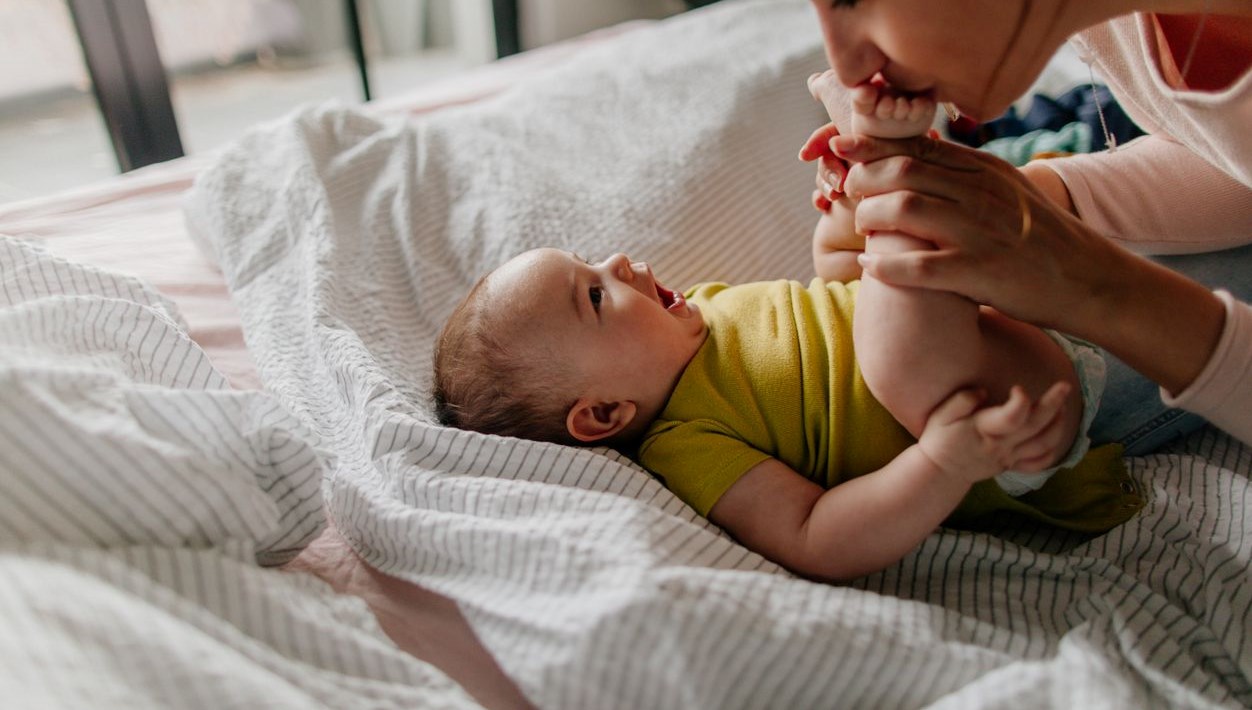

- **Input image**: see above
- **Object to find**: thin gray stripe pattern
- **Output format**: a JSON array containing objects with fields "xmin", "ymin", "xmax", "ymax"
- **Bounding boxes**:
[
  {"xmin": 0, "ymin": 236, "xmax": 484, "ymax": 707},
  {"xmin": 184, "ymin": 0, "xmax": 1252, "ymax": 707}
]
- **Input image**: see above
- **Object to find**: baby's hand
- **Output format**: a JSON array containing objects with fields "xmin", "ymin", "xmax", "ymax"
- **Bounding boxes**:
[
  {"xmin": 850, "ymin": 77, "xmax": 936, "ymax": 139},
  {"xmin": 812, "ymin": 205, "xmax": 864, "ymax": 282},
  {"xmin": 919, "ymin": 383, "xmax": 1072, "ymax": 486}
]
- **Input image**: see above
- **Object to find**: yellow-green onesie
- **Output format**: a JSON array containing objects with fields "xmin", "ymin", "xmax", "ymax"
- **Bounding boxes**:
[{"xmin": 636, "ymin": 280, "xmax": 1144, "ymax": 533}]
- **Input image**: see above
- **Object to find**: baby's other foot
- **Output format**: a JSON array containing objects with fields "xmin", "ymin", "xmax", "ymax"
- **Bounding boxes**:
[{"xmin": 850, "ymin": 79, "xmax": 936, "ymax": 139}]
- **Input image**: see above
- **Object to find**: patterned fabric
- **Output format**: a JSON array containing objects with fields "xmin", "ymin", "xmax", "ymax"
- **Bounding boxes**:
[
  {"xmin": 181, "ymin": 2, "xmax": 1252, "ymax": 707},
  {"xmin": 0, "ymin": 237, "xmax": 479, "ymax": 708}
]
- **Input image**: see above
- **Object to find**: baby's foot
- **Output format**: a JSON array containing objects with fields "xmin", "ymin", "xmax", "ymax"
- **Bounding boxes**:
[{"xmin": 850, "ymin": 78, "xmax": 936, "ymax": 139}]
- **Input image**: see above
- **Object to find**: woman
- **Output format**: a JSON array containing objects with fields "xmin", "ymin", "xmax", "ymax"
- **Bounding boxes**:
[{"xmin": 802, "ymin": 0, "xmax": 1252, "ymax": 452}]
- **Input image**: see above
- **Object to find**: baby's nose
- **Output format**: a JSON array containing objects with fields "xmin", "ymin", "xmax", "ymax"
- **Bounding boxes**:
[{"xmin": 607, "ymin": 253, "xmax": 633, "ymax": 279}]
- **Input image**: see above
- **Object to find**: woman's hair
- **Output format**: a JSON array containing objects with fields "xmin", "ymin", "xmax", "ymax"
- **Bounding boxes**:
[{"xmin": 432, "ymin": 275, "xmax": 582, "ymax": 446}]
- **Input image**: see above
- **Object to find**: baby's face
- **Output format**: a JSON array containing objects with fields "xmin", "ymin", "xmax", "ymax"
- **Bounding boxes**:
[{"xmin": 487, "ymin": 248, "xmax": 707, "ymax": 417}]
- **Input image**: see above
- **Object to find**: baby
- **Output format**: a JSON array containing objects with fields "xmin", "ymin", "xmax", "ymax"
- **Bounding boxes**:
[{"xmin": 433, "ymin": 82, "xmax": 1138, "ymax": 582}]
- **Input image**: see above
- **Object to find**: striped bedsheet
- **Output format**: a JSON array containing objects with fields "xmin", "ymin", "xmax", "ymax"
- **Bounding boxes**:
[
  {"xmin": 0, "ymin": 236, "xmax": 482, "ymax": 708},
  {"xmin": 2, "ymin": 0, "xmax": 1245, "ymax": 707},
  {"xmin": 180, "ymin": 1, "xmax": 1252, "ymax": 707}
]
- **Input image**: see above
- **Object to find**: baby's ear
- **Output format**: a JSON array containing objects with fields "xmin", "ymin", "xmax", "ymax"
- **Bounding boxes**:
[{"xmin": 567, "ymin": 399, "xmax": 637, "ymax": 443}]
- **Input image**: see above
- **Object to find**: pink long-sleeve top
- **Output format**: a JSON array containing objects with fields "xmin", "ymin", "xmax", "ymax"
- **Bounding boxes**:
[{"xmin": 1041, "ymin": 13, "xmax": 1252, "ymax": 446}]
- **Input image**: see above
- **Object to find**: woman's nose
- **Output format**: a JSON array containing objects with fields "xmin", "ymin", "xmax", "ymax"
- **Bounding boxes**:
[
  {"xmin": 831, "ymin": 42, "xmax": 883, "ymax": 88},
  {"xmin": 817, "ymin": 16, "xmax": 882, "ymax": 88}
]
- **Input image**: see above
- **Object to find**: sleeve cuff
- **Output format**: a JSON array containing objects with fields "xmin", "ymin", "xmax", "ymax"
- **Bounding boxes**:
[{"xmin": 1161, "ymin": 290, "xmax": 1250, "ymax": 417}]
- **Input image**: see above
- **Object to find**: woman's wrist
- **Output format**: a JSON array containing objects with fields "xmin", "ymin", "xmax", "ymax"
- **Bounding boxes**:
[
  {"xmin": 1083, "ymin": 245, "xmax": 1225, "ymax": 395},
  {"xmin": 1020, "ymin": 161, "xmax": 1076, "ymax": 216}
]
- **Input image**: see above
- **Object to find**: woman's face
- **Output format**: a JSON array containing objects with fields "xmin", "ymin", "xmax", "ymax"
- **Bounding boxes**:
[{"xmin": 811, "ymin": 0, "xmax": 1064, "ymax": 121}]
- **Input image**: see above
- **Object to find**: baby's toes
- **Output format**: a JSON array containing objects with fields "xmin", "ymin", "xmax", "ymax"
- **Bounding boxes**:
[
  {"xmin": 851, "ymin": 84, "xmax": 879, "ymax": 115},
  {"xmin": 895, "ymin": 96, "xmax": 915, "ymax": 121},
  {"xmin": 875, "ymin": 95, "xmax": 897, "ymax": 120},
  {"xmin": 908, "ymin": 96, "xmax": 935, "ymax": 124}
]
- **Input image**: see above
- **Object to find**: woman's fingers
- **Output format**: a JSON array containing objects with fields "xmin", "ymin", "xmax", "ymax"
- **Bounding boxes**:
[
  {"xmin": 832, "ymin": 132, "xmax": 985, "ymax": 173},
  {"xmin": 811, "ymin": 188, "xmax": 832, "ymax": 214},
  {"xmin": 814, "ymin": 157, "xmax": 847, "ymax": 199},
  {"xmin": 843, "ymin": 153, "xmax": 981, "ymax": 203},
  {"xmin": 798, "ymin": 122, "xmax": 841, "ymax": 161},
  {"xmin": 858, "ymin": 249, "xmax": 969, "ymax": 293},
  {"xmin": 854, "ymin": 188, "xmax": 1001, "ymax": 248},
  {"xmin": 836, "ymin": 137, "xmax": 1031, "ymax": 252},
  {"xmin": 800, "ymin": 122, "xmax": 849, "ymax": 200}
]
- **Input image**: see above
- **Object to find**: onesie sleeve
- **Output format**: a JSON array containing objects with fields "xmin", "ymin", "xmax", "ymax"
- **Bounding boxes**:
[
  {"xmin": 1039, "ymin": 134, "xmax": 1252, "ymax": 254},
  {"xmin": 637, "ymin": 419, "xmax": 772, "ymax": 517},
  {"xmin": 1161, "ymin": 291, "xmax": 1252, "ymax": 447}
]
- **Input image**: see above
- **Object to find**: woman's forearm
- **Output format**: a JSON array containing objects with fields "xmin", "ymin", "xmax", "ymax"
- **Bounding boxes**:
[
  {"xmin": 1021, "ymin": 158, "xmax": 1228, "ymax": 395},
  {"xmin": 1074, "ymin": 243, "xmax": 1226, "ymax": 396}
]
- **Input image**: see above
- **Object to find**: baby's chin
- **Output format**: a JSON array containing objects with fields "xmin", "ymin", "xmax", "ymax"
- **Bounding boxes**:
[{"xmin": 686, "ymin": 303, "xmax": 709, "ymax": 337}]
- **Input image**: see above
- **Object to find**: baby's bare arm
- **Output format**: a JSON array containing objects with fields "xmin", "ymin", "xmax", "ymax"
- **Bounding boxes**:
[
  {"xmin": 710, "ymin": 455, "xmax": 967, "ymax": 582},
  {"xmin": 708, "ymin": 385, "xmax": 1069, "ymax": 582}
]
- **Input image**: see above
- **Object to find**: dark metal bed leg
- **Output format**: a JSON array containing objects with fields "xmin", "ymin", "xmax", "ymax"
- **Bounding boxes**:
[
  {"xmin": 492, "ymin": 0, "xmax": 520, "ymax": 58},
  {"xmin": 345, "ymin": 0, "xmax": 373, "ymax": 102},
  {"xmin": 66, "ymin": 0, "xmax": 184, "ymax": 172}
]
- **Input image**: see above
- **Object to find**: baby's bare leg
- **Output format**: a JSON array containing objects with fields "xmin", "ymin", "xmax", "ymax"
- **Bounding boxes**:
[
  {"xmin": 854, "ymin": 232, "xmax": 1082, "ymax": 465},
  {"xmin": 850, "ymin": 86, "xmax": 1080, "ymax": 466}
]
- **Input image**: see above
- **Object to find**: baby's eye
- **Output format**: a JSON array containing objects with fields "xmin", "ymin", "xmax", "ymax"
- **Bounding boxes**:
[{"xmin": 589, "ymin": 285, "xmax": 603, "ymax": 312}]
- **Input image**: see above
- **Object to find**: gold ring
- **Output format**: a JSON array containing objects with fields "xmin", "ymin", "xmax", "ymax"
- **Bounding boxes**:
[{"xmin": 1014, "ymin": 184, "xmax": 1032, "ymax": 242}]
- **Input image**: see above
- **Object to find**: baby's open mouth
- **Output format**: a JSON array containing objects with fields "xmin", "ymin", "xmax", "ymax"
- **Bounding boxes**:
[{"xmin": 655, "ymin": 282, "xmax": 683, "ymax": 312}]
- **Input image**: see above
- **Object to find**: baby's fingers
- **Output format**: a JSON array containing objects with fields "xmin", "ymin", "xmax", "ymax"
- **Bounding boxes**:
[
  {"xmin": 996, "ymin": 381, "xmax": 1073, "ymax": 467},
  {"xmin": 1033, "ymin": 381, "xmax": 1072, "ymax": 422},
  {"xmin": 929, "ymin": 387, "xmax": 987, "ymax": 427},
  {"xmin": 1008, "ymin": 402, "xmax": 1069, "ymax": 470},
  {"xmin": 973, "ymin": 386, "xmax": 1033, "ymax": 437}
]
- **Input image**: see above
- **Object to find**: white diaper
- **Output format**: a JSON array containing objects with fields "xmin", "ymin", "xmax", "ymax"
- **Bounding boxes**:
[{"xmin": 995, "ymin": 331, "xmax": 1105, "ymax": 497}]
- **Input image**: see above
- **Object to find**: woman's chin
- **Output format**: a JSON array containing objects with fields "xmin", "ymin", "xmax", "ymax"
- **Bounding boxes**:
[{"xmin": 952, "ymin": 102, "xmax": 984, "ymax": 122}]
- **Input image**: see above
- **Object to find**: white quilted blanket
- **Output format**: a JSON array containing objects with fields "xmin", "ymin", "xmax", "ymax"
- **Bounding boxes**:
[{"xmin": 177, "ymin": 0, "xmax": 1250, "ymax": 707}]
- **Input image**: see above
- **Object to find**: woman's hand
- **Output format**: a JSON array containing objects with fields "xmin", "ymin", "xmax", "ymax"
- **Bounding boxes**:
[
  {"xmin": 799, "ymin": 122, "xmax": 852, "ymax": 214},
  {"xmin": 835, "ymin": 133, "xmax": 1227, "ymax": 393},
  {"xmin": 800, "ymin": 71, "xmax": 864, "ymax": 279},
  {"xmin": 800, "ymin": 122, "xmax": 865, "ymax": 281},
  {"xmin": 834, "ymin": 133, "xmax": 1115, "ymax": 332}
]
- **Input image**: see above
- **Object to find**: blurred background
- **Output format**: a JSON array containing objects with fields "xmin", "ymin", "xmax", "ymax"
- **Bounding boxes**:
[{"xmin": 0, "ymin": 0, "xmax": 694, "ymax": 204}]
